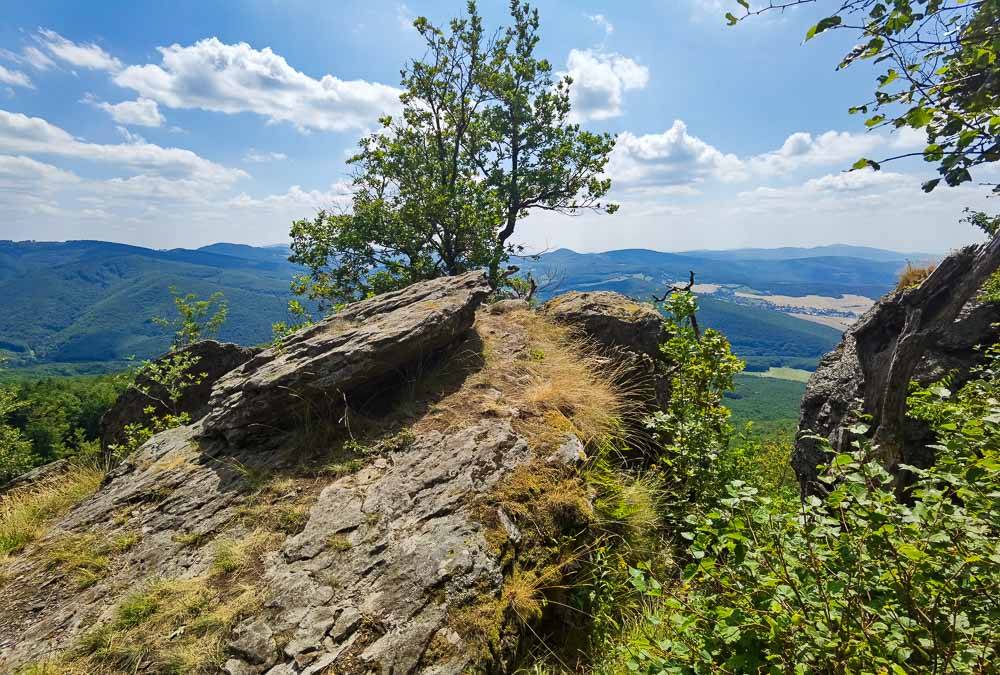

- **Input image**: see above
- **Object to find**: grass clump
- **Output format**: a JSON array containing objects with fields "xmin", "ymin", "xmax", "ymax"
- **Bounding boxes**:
[
  {"xmin": 896, "ymin": 262, "xmax": 937, "ymax": 291},
  {"xmin": 69, "ymin": 577, "xmax": 262, "ymax": 674},
  {"xmin": 210, "ymin": 530, "xmax": 278, "ymax": 575},
  {"xmin": 0, "ymin": 464, "xmax": 104, "ymax": 557}
]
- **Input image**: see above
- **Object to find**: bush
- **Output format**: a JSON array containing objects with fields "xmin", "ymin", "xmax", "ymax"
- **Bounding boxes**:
[{"xmin": 612, "ymin": 344, "xmax": 1000, "ymax": 674}]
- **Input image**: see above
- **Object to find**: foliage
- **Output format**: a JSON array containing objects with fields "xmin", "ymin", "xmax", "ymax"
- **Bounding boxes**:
[
  {"xmin": 6, "ymin": 374, "xmax": 127, "ymax": 466},
  {"xmin": 289, "ymin": 0, "xmax": 617, "ymax": 305},
  {"xmin": 152, "ymin": 286, "xmax": 228, "ymax": 349},
  {"xmin": 729, "ymin": 0, "xmax": 1000, "ymax": 192},
  {"xmin": 644, "ymin": 291, "xmax": 745, "ymax": 530},
  {"xmin": 0, "ymin": 385, "xmax": 35, "ymax": 484},
  {"xmin": 612, "ymin": 343, "xmax": 1000, "ymax": 674},
  {"xmin": 270, "ymin": 299, "xmax": 314, "ymax": 348}
]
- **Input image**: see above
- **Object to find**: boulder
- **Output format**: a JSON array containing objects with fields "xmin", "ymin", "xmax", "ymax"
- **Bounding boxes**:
[
  {"xmin": 99, "ymin": 340, "xmax": 258, "ymax": 450},
  {"xmin": 200, "ymin": 271, "xmax": 491, "ymax": 446},
  {"xmin": 542, "ymin": 291, "xmax": 669, "ymax": 410},
  {"xmin": 795, "ymin": 296, "xmax": 1000, "ymax": 495},
  {"xmin": 541, "ymin": 291, "xmax": 665, "ymax": 358}
]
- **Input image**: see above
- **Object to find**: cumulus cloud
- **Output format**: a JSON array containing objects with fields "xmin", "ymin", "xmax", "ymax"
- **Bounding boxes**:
[
  {"xmin": 609, "ymin": 120, "xmax": 746, "ymax": 189},
  {"xmin": 0, "ymin": 154, "xmax": 80, "ymax": 191},
  {"xmin": 113, "ymin": 38, "xmax": 402, "ymax": 133},
  {"xmin": 35, "ymin": 28, "xmax": 122, "ymax": 71},
  {"xmin": 85, "ymin": 96, "xmax": 165, "ymax": 127},
  {"xmin": 244, "ymin": 149, "xmax": 288, "ymax": 163},
  {"xmin": 0, "ymin": 64, "xmax": 32, "ymax": 89},
  {"xmin": 564, "ymin": 49, "xmax": 648, "ymax": 122},
  {"xmin": 746, "ymin": 130, "xmax": 888, "ymax": 175},
  {"xmin": 0, "ymin": 109, "xmax": 245, "ymax": 182}
]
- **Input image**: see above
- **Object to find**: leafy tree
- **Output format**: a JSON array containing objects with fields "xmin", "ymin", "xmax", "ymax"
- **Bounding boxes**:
[
  {"xmin": 0, "ymin": 385, "xmax": 35, "ymax": 484},
  {"xmin": 645, "ymin": 291, "xmax": 745, "ymax": 531},
  {"xmin": 152, "ymin": 286, "xmax": 228, "ymax": 349},
  {"xmin": 728, "ymin": 0, "xmax": 1000, "ymax": 192},
  {"xmin": 290, "ymin": 0, "xmax": 617, "ymax": 305}
]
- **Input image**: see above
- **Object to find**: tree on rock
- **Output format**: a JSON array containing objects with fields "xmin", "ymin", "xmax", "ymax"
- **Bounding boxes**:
[{"xmin": 290, "ymin": 1, "xmax": 617, "ymax": 306}]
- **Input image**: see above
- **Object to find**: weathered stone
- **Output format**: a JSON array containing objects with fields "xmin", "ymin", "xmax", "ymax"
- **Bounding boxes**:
[
  {"xmin": 100, "ymin": 339, "xmax": 258, "ymax": 450},
  {"xmin": 231, "ymin": 617, "xmax": 277, "ymax": 665},
  {"xmin": 543, "ymin": 290, "xmax": 670, "ymax": 410},
  {"xmin": 796, "ymin": 295, "xmax": 1000, "ymax": 495},
  {"xmin": 0, "ymin": 458, "xmax": 69, "ymax": 495},
  {"xmin": 541, "ymin": 291, "xmax": 665, "ymax": 357},
  {"xmin": 0, "ymin": 273, "xmax": 670, "ymax": 674},
  {"xmin": 200, "ymin": 271, "xmax": 491, "ymax": 446}
]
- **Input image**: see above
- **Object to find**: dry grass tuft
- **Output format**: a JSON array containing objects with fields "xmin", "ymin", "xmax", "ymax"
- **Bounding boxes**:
[
  {"xmin": 896, "ymin": 262, "xmax": 937, "ymax": 291},
  {"xmin": 0, "ymin": 464, "xmax": 104, "ymax": 558},
  {"xmin": 514, "ymin": 311, "xmax": 633, "ymax": 448},
  {"xmin": 211, "ymin": 529, "xmax": 279, "ymax": 575}
]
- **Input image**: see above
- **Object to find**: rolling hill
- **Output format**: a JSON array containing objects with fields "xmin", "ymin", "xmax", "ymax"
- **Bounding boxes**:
[{"xmin": 0, "ymin": 240, "xmax": 909, "ymax": 374}]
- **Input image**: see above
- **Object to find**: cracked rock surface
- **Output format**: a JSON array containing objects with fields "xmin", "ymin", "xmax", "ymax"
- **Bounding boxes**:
[{"xmin": 0, "ymin": 274, "xmax": 662, "ymax": 674}]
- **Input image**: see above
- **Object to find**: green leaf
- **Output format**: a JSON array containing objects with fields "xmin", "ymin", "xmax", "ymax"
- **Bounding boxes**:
[
  {"xmin": 805, "ymin": 15, "xmax": 841, "ymax": 41},
  {"xmin": 897, "ymin": 543, "xmax": 928, "ymax": 561},
  {"xmin": 921, "ymin": 178, "xmax": 941, "ymax": 192},
  {"xmin": 852, "ymin": 158, "xmax": 881, "ymax": 171}
]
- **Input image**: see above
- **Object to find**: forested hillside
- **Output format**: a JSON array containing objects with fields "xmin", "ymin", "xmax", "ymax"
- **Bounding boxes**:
[{"xmin": 1, "ymin": 239, "xmax": 900, "ymax": 374}]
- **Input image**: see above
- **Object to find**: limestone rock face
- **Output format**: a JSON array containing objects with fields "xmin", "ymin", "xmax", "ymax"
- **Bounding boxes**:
[
  {"xmin": 0, "ymin": 277, "xmax": 662, "ymax": 674},
  {"xmin": 201, "ymin": 271, "xmax": 491, "ymax": 446},
  {"xmin": 795, "ymin": 296, "xmax": 1000, "ymax": 494},
  {"xmin": 99, "ymin": 340, "xmax": 258, "ymax": 450}
]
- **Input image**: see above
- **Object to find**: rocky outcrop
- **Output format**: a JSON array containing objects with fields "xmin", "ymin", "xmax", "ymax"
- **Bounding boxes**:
[
  {"xmin": 201, "ymin": 271, "xmax": 491, "ymax": 446},
  {"xmin": 542, "ymin": 291, "xmax": 669, "ymax": 409},
  {"xmin": 1, "ymin": 274, "xmax": 661, "ymax": 674},
  {"xmin": 99, "ymin": 340, "xmax": 258, "ymax": 450},
  {"xmin": 541, "ymin": 291, "xmax": 665, "ymax": 358},
  {"xmin": 796, "ymin": 293, "xmax": 1000, "ymax": 495}
]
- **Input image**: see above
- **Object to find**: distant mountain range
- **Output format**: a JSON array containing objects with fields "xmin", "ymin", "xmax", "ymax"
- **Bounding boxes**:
[{"xmin": 0, "ymin": 239, "xmax": 921, "ymax": 374}]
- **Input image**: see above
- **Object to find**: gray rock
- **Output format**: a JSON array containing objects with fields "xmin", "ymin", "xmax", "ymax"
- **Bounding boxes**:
[
  {"xmin": 0, "ymin": 273, "xmax": 667, "ymax": 674},
  {"xmin": 231, "ymin": 617, "xmax": 276, "ymax": 665},
  {"xmin": 543, "ymin": 290, "xmax": 670, "ymax": 410},
  {"xmin": 200, "ymin": 271, "xmax": 490, "ymax": 446},
  {"xmin": 541, "ymin": 291, "xmax": 665, "ymax": 357},
  {"xmin": 0, "ymin": 458, "xmax": 69, "ymax": 495},
  {"xmin": 795, "ymin": 295, "xmax": 1000, "ymax": 495},
  {"xmin": 100, "ymin": 340, "xmax": 258, "ymax": 450}
]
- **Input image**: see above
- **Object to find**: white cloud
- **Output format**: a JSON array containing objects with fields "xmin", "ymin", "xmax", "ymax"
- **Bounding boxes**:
[
  {"xmin": 0, "ymin": 154, "xmax": 80, "ymax": 191},
  {"xmin": 244, "ymin": 149, "xmax": 288, "ymax": 163},
  {"xmin": 586, "ymin": 14, "xmax": 615, "ymax": 36},
  {"xmin": 113, "ymin": 37, "xmax": 402, "ymax": 133},
  {"xmin": 22, "ymin": 46, "xmax": 56, "ymax": 71},
  {"xmin": 565, "ymin": 49, "xmax": 648, "ymax": 122},
  {"xmin": 747, "ymin": 130, "xmax": 887, "ymax": 175},
  {"xmin": 0, "ymin": 109, "xmax": 245, "ymax": 182},
  {"xmin": 86, "ymin": 96, "xmax": 165, "ymax": 127},
  {"xmin": 227, "ymin": 182, "xmax": 353, "ymax": 212},
  {"xmin": 0, "ymin": 64, "xmax": 32, "ymax": 89},
  {"xmin": 609, "ymin": 120, "xmax": 746, "ymax": 189},
  {"xmin": 35, "ymin": 28, "xmax": 122, "ymax": 71}
]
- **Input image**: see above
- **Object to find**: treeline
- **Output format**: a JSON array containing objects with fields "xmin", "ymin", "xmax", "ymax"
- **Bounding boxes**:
[{"xmin": 0, "ymin": 373, "xmax": 128, "ymax": 481}]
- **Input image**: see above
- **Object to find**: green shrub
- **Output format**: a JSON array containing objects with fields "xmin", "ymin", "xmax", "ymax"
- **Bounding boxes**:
[{"xmin": 611, "ymin": 345, "xmax": 1000, "ymax": 674}]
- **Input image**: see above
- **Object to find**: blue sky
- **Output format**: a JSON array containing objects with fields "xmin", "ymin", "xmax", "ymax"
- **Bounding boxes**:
[{"xmin": 0, "ymin": 0, "xmax": 994, "ymax": 253}]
